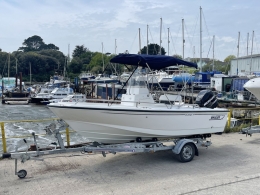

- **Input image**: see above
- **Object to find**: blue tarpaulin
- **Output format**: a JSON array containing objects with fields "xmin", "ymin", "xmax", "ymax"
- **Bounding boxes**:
[{"xmin": 110, "ymin": 54, "xmax": 197, "ymax": 70}]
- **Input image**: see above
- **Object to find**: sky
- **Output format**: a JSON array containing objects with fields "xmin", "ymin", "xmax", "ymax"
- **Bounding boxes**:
[{"xmin": 1, "ymin": 0, "xmax": 260, "ymax": 61}]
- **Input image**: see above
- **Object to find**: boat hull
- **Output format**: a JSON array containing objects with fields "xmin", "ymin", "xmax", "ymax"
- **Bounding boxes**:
[
  {"xmin": 31, "ymin": 97, "xmax": 51, "ymax": 104},
  {"xmin": 48, "ymin": 103, "xmax": 228, "ymax": 144},
  {"xmin": 243, "ymin": 78, "xmax": 260, "ymax": 100}
]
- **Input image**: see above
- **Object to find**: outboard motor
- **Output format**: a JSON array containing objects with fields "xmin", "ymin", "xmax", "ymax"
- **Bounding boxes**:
[{"xmin": 195, "ymin": 90, "xmax": 218, "ymax": 109}]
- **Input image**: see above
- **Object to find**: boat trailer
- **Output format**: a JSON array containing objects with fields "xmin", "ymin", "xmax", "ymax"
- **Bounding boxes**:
[
  {"xmin": 1, "ymin": 123, "xmax": 212, "ymax": 179},
  {"xmin": 240, "ymin": 125, "xmax": 260, "ymax": 136}
]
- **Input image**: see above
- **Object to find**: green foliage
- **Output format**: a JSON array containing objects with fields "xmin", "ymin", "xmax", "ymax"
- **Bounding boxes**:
[
  {"xmin": 173, "ymin": 54, "xmax": 182, "ymax": 59},
  {"xmin": 68, "ymin": 57, "xmax": 83, "ymax": 74},
  {"xmin": 202, "ymin": 60, "xmax": 228, "ymax": 73},
  {"xmin": 223, "ymin": 55, "xmax": 236, "ymax": 74},
  {"xmin": 18, "ymin": 35, "xmax": 59, "ymax": 52},
  {"xmin": 72, "ymin": 45, "xmax": 89, "ymax": 58},
  {"xmin": 2, "ymin": 36, "xmax": 186, "ymax": 82},
  {"xmin": 0, "ymin": 49, "xmax": 66, "ymax": 82},
  {"xmin": 224, "ymin": 55, "xmax": 236, "ymax": 63},
  {"xmin": 140, "ymin": 43, "xmax": 166, "ymax": 55}
]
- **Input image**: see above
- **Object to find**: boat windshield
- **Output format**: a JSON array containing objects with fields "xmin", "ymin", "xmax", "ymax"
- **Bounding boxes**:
[{"xmin": 127, "ymin": 67, "xmax": 148, "ymax": 88}]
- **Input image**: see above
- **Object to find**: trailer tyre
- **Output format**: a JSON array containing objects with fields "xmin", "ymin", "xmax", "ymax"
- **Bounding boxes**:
[
  {"xmin": 177, "ymin": 143, "xmax": 195, "ymax": 163},
  {"xmin": 18, "ymin": 169, "xmax": 27, "ymax": 179}
]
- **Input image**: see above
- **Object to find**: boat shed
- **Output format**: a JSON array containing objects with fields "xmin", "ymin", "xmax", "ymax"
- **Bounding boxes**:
[{"xmin": 230, "ymin": 54, "xmax": 260, "ymax": 76}]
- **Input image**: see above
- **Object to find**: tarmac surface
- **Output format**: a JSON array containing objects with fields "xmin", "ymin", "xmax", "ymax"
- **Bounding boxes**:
[{"xmin": 1, "ymin": 133, "xmax": 260, "ymax": 195}]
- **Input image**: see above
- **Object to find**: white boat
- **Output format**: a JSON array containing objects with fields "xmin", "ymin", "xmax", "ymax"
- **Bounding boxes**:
[
  {"xmin": 50, "ymin": 87, "xmax": 74, "ymax": 99},
  {"xmin": 48, "ymin": 54, "xmax": 228, "ymax": 144},
  {"xmin": 243, "ymin": 77, "xmax": 260, "ymax": 100},
  {"xmin": 79, "ymin": 72, "xmax": 95, "ymax": 81},
  {"xmin": 88, "ymin": 74, "xmax": 119, "ymax": 84},
  {"xmin": 31, "ymin": 92, "xmax": 53, "ymax": 104},
  {"xmin": 49, "ymin": 94, "xmax": 86, "ymax": 103},
  {"xmin": 148, "ymin": 70, "xmax": 174, "ymax": 90},
  {"xmin": 119, "ymin": 72, "xmax": 131, "ymax": 83}
]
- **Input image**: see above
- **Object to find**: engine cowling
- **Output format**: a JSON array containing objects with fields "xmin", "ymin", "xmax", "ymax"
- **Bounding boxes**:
[{"xmin": 195, "ymin": 90, "xmax": 218, "ymax": 109}]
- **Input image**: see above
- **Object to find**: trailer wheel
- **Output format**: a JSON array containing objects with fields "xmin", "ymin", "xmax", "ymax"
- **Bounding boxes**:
[
  {"xmin": 178, "ymin": 143, "xmax": 195, "ymax": 163},
  {"xmin": 18, "ymin": 169, "xmax": 27, "ymax": 179}
]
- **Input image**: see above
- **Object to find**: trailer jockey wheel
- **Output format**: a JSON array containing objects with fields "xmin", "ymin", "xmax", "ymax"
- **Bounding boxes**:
[
  {"xmin": 178, "ymin": 143, "xmax": 195, "ymax": 163},
  {"xmin": 18, "ymin": 169, "xmax": 27, "ymax": 179},
  {"xmin": 136, "ymin": 137, "xmax": 142, "ymax": 142}
]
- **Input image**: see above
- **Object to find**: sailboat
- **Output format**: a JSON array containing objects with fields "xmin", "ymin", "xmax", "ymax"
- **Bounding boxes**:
[{"xmin": 48, "ymin": 54, "xmax": 228, "ymax": 144}]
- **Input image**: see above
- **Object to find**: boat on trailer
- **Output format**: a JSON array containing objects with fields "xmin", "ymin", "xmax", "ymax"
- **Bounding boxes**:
[{"xmin": 48, "ymin": 54, "xmax": 229, "ymax": 144}]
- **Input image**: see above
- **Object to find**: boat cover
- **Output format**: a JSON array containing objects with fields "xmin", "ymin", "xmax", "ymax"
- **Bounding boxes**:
[{"xmin": 110, "ymin": 54, "xmax": 197, "ymax": 70}]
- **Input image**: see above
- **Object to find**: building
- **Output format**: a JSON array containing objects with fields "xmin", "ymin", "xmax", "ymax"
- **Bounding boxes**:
[{"xmin": 230, "ymin": 54, "xmax": 260, "ymax": 76}]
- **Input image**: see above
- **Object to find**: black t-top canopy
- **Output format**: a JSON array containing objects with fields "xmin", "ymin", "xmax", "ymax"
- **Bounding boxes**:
[{"xmin": 110, "ymin": 54, "xmax": 197, "ymax": 70}]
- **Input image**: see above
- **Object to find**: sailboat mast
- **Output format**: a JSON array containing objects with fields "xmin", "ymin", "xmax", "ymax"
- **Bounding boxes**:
[
  {"xmin": 167, "ymin": 28, "xmax": 170, "ymax": 56},
  {"xmin": 65, "ymin": 43, "xmax": 70, "ymax": 80},
  {"xmin": 193, "ymin": 46, "xmax": 195, "ymax": 59},
  {"xmin": 147, "ymin": 25, "xmax": 149, "ymax": 55},
  {"xmin": 8, "ymin": 53, "xmax": 10, "ymax": 81},
  {"xmin": 29, "ymin": 62, "xmax": 31, "ymax": 85},
  {"xmin": 212, "ymin": 35, "xmax": 215, "ymax": 71},
  {"xmin": 139, "ymin": 28, "xmax": 141, "ymax": 54},
  {"xmin": 200, "ymin": 6, "xmax": 202, "ymax": 70},
  {"xmin": 115, "ymin": 39, "xmax": 117, "ymax": 54},
  {"xmin": 160, "ymin": 18, "xmax": 162, "ymax": 55},
  {"xmin": 236, "ymin": 32, "xmax": 240, "ymax": 75},
  {"xmin": 182, "ymin": 18, "xmax": 185, "ymax": 59},
  {"xmin": 115, "ymin": 39, "xmax": 117, "ymax": 72},
  {"xmin": 247, "ymin": 32, "xmax": 249, "ymax": 56},
  {"xmin": 16, "ymin": 58, "xmax": 17, "ymax": 74},
  {"xmin": 102, "ymin": 42, "xmax": 104, "ymax": 72},
  {"xmin": 250, "ymin": 30, "xmax": 254, "ymax": 74}
]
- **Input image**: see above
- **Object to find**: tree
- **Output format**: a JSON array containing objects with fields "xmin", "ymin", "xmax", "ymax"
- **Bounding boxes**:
[
  {"xmin": 140, "ymin": 43, "xmax": 166, "ymax": 55},
  {"xmin": 202, "ymin": 59, "xmax": 228, "ymax": 73},
  {"xmin": 173, "ymin": 54, "xmax": 182, "ymax": 59},
  {"xmin": 224, "ymin": 55, "xmax": 236, "ymax": 74},
  {"xmin": 72, "ymin": 45, "xmax": 89, "ymax": 58},
  {"xmin": 224, "ymin": 55, "xmax": 236, "ymax": 64},
  {"xmin": 18, "ymin": 35, "xmax": 59, "ymax": 52},
  {"xmin": 82, "ymin": 52, "xmax": 93, "ymax": 63},
  {"xmin": 40, "ymin": 43, "xmax": 59, "ymax": 50},
  {"xmin": 18, "ymin": 35, "xmax": 45, "ymax": 52}
]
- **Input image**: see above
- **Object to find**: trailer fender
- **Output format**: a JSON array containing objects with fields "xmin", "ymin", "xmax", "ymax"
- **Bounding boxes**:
[{"xmin": 172, "ymin": 139, "xmax": 199, "ymax": 156}]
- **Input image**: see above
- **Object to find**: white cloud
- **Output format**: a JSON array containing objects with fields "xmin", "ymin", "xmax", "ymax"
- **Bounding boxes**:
[{"xmin": 1, "ymin": 0, "xmax": 260, "ymax": 61}]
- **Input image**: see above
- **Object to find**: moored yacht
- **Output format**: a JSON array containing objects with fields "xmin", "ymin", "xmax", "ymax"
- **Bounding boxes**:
[
  {"xmin": 243, "ymin": 77, "xmax": 260, "ymax": 100},
  {"xmin": 48, "ymin": 54, "xmax": 228, "ymax": 144}
]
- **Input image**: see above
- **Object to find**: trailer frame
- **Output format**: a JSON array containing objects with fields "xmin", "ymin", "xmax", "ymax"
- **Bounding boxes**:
[{"xmin": 2, "ymin": 124, "xmax": 212, "ymax": 179}]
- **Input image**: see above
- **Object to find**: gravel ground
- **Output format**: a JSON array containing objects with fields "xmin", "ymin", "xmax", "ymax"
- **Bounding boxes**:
[{"xmin": 1, "ymin": 133, "xmax": 260, "ymax": 195}]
